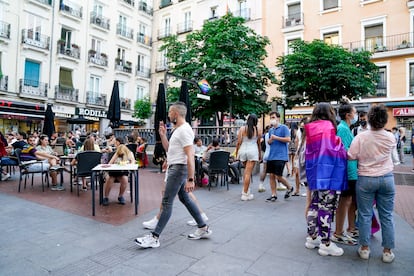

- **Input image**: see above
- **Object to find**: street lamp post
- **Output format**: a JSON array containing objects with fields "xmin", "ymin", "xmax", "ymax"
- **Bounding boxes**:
[{"xmin": 260, "ymin": 92, "xmax": 269, "ymax": 131}]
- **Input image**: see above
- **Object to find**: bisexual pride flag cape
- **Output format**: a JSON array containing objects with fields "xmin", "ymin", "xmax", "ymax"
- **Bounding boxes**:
[{"xmin": 305, "ymin": 120, "xmax": 348, "ymax": 191}]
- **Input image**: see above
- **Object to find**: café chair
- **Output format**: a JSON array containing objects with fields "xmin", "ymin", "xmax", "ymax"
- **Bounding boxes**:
[
  {"xmin": 207, "ymin": 151, "xmax": 230, "ymax": 191},
  {"xmin": 15, "ymin": 148, "xmax": 49, "ymax": 192},
  {"xmin": 73, "ymin": 151, "xmax": 102, "ymax": 196}
]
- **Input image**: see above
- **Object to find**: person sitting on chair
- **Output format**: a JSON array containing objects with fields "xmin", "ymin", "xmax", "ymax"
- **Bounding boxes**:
[
  {"xmin": 201, "ymin": 138, "xmax": 222, "ymax": 181},
  {"xmin": 137, "ymin": 137, "xmax": 148, "ymax": 167},
  {"xmin": 103, "ymin": 144, "xmax": 135, "ymax": 206}
]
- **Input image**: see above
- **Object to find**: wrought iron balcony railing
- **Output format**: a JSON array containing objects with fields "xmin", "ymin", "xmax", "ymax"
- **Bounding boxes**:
[
  {"xmin": 21, "ymin": 29, "xmax": 50, "ymax": 50},
  {"xmin": 116, "ymin": 24, "xmax": 134, "ymax": 39},
  {"xmin": 283, "ymin": 12, "xmax": 304, "ymax": 28},
  {"xmin": 57, "ymin": 41, "xmax": 80, "ymax": 59},
  {"xmin": 55, "ymin": 85, "xmax": 79, "ymax": 102},
  {"xmin": 0, "ymin": 21, "xmax": 11, "ymax": 39},
  {"xmin": 234, "ymin": 8, "xmax": 251, "ymax": 21},
  {"xmin": 86, "ymin": 91, "xmax": 107, "ymax": 106},
  {"xmin": 88, "ymin": 50, "xmax": 108, "ymax": 67},
  {"xmin": 157, "ymin": 28, "xmax": 171, "ymax": 40},
  {"xmin": 177, "ymin": 21, "xmax": 193, "ymax": 34},
  {"xmin": 0, "ymin": 75, "xmax": 8, "ymax": 91},
  {"xmin": 138, "ymin": 1, "xmax": 153, "ymax": 16},
  {"xmin": 121, "ymin": 97, "xmax": 132, "ymax": 110},
  {"xmin": 19, "ymin": 79, "xmax": 47, "ymax": 97},
  {"xmin": 115, "ymin": 59, "xmax": 132, "ymax": 74},
  {"xmin": 137, "ymin": 33, "xmax": 152, "ymax": 46},
  {"xmin": 90, "ymin": 12, "xmax": 110, "ymax": 30},
  {"xmin": 135, "ymin": 66, "xmax": 150, "ymax": 78},
  {"xmin": 59, "ymin": 1, "xmax": 83, "ymax": 18}
]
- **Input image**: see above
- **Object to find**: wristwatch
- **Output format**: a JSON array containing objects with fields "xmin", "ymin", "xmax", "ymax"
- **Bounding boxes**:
[{"xmin": 188, "ymin": 178, "xmax": 194, "ymax": 182}]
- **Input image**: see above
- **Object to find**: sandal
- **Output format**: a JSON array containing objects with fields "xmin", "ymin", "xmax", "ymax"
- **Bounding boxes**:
[
  {"xmin": 331, "ymin": 232, "xmax": 357, "ymax": 246},
  {"xmin": 292, "ymin": 192, "xmax": 300, "ymax": 196}
]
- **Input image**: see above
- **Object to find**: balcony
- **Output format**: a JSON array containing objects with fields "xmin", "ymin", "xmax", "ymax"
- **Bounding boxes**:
[
  {"xmin": 19, "ymin": 79, "xmax": 48, "ymax": 98},
  {"xmin": 0, "ymin": 21, "xmax": 11, "ymax": 39},
  {"xmin": 177, "ymin": 21, "xmax": 193, "ymax": 34},
  {"xmin": 21, "ymin": 30, "xmax": 50, "ymax": 50},
  {"xmin": 88, "ymin": 50, "xmax": 108, "ymax": 67},
  {"xmin": 86, "ymin": 92, "xmax": 107, "ymax": 107},
  {"xmin": 159, "ymin": 0, "xmax": 172, "ymax": 9},
  {"xmin": 342, "ymin": 32, "xmax": 414, "ymax": 55},
  {"xmin": 157, "ymin": 28, "xmax": 171, "ymax": 40},
  {"xmin": 234, "ymin": 8, "xmax": 251, "ymax": 21},
  {"xmin": 408, "ymin": 0, "xmax": 414, "ymax": 9},
  {"xmin": 136, "ymin": 66, "xmax": 150, "ymax": 78},
  {"xmin": 59, "ymin": 1, "xmax": 83, "ymax": 19},
  {"xmin": 121, "ymin": 97, "xmax": 132, "ymax": 110},
  {"xmin": 57, "ymin": 41, "xmax": 80, "ymax": 59},
  {"xmin": 115, "ymin": 59, "xmax": 132, "ymax": 74},
  {"xmin": 138, "ymin": 1, "xmax": 153, "ymax": 16},
  {"xmin": 362, "ymin": 81, "xmax": 387, "ymax": 98},
  {"xmin": 155, "ymin": 60, "xmax": 168, "ymax": 72},
  {"xmin": 0, "ymin": 75, "xmax": 8, "ymax": 92},
  {"xmin": 116, "ymin": 24, "xmax": 134, "ymax": 40},
  {"xmin": 137, "ymin": 33, "xmax": 152, "ymax": 46},
  {"xmin": 283, "ymin": 13, "xmax": 304, "ymax": 28},
  {"xmin": 55, "ymin": 85, "xmax": 79, "ymax": 103},
  {"xmin": 122, "ymin": 0, "xmax": 135, "ymax": 7},
  {"xmin": 90, "ymin": 12, "xmax": 110, "ymax": 30}
]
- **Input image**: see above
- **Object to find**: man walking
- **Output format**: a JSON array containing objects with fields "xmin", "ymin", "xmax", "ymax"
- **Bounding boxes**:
[
  {"xmin": 135, "ymin": 102, "xmax": 212, "ymax": 248},
  {"xmin": 265, "ymin": 111, "xmax": 294, "ymax": 201}
]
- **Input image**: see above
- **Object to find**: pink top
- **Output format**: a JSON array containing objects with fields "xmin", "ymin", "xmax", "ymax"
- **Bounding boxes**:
[{"xmin": 348, "ymin": 129, "xmax": 396, "ymax": 177}]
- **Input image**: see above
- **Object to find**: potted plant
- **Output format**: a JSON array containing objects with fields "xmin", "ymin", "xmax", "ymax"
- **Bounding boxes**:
[
  {"xmin": 71, "ymin": 43, "xmax": 79, "ymax": 49},
  {"xmin": 88, "ymin": 49, "xmax": 96, "ymax": 56},
  {"xmin": 100, "ymin": 52, "xmax": 107, "ymax": 59}
]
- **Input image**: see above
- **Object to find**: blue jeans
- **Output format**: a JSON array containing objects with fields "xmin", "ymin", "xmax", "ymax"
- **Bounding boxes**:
[
  {"xmin": 356, "ymin": 173, "xmax": 395, "ymax": 249},
  {"xmin": 153, "ymin": 164, "xmax": 206, "ymax": 237}
]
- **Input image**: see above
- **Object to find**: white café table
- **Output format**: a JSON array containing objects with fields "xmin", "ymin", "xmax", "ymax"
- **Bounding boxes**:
[{"xmin": 91, "ymin": 163, "xmax": 139, "ymax": 216}]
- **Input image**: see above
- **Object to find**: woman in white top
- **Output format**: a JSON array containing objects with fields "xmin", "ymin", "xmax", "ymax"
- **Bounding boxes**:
[{"xmin": 235, "ymin": 114, "xmax": 261, "ymax": 201}]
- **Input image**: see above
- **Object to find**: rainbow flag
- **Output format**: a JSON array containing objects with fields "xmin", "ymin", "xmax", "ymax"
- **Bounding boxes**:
[{"xmin": 197, "ymin": 79, "xmax": 211, "ymax": 94}]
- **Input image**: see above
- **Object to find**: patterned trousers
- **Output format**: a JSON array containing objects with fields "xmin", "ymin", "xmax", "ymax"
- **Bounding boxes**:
[{"xmin": 307, "ymin": 190, "xmax": 340, "ymax": 243}]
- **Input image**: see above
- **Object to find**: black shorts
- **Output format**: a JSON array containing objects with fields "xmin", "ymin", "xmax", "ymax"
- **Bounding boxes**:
[
  {"xmin": 266, "ymin": 160, "xmax": 286, "ymax": 176},
  {"xmin": 108, "ymin": 171, "xmax": 129, "ymax": 178},
  {"xmin": 341, "ymin": 180, "xmax": 356, "ymax": 197}
]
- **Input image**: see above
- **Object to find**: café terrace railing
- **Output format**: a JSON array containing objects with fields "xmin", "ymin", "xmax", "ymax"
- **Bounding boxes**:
[{"xmin": 114, "ymin": 125, "xmax": 242, "ymax": 148}]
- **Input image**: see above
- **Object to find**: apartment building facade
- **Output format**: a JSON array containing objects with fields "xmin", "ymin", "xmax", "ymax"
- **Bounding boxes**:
[
  {"xmin": 263, "ymin": 0, "xmax": 414, "ymax": 130},
  {"xmin": 0, "ymin": 0, "xmax": 153, "ymax": 135}
]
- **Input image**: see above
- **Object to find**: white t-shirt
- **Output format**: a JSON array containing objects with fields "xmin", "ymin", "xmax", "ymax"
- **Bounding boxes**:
[{"xmin": 167, "ymin": 123, "xmax": 194, "ymax": 165}]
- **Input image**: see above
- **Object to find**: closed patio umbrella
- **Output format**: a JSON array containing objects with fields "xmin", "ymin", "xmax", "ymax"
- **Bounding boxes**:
[
  {"xmin": 153, "ymin": 83, "xmax": 167, "ymax": 166},
  {"xmin": 107, "ymin": 80, "xmax": 121, "ymax": 128},
  {"xmin": 179, "ymin": 81, "xmax": 192, "ymax": 124},
  {"xmin": 67, "ymin": 115, "xmax": 95, "ymax": 125},
  {"xmin": 43, "ymin": 103, "xmax": 55, "ymax": 139}
]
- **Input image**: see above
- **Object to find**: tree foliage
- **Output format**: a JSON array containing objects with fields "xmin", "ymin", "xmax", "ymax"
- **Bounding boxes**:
[
  {"xmin": 160, "ymin": 13, "xmax": 276, "ymax": 125},
  {"xmin": 133, "ymin": 97, "xmax": 152, "ymax": 120},
  {"xmin": 276, "ymin": 40, "xmax": 379, "ymax": 109}
]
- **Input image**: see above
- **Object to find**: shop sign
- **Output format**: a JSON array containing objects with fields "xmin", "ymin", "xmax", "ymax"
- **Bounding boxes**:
[
  {"xmin": 393, "ymin": 107, "xmax": 414, "ymax": 117},
  {"xmin": 76, "ymin": 107, "xmax": 107, "ymax": 118},
  {"xmin": 286, "ymin": 114, "xmax": 305, "ymax": 121},
  {"xmin": 52, "ymin": 105, "xmax": 75, "ymax": 118}
]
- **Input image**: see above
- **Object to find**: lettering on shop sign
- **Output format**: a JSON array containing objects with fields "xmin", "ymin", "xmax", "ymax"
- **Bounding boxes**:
[
  {"xmin": 77, "ymin": 108, "xmax": 107, "ymax": 118},
  {"xmin": 393, "ymin": 107, "xmax": 414, "ymax": 117}
]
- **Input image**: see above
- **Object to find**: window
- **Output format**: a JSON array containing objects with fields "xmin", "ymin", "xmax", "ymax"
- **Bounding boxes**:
[
  {"xmin": 136, "ymin": 85, "xmax": 145, "ymax": 100},
  {"xmin": 93, "ymin": 3, "xmax": 103, "ymax": 16},
  {"xmin": 24, "ymin": 60, "xmax": 40, "ymax": 87},
  {"xmin": 59, "ymin": 67, "xmax": 73, "ymax": 89},
  {"xmin": 323, "ymin": 32, "xmax": 339, "ymax": 45},
  {"xmin": 287, "ymin": 38, "xmax": 300, "ymax": 54},
  {"xmin": 364, "ymin": 24, "xmax": 383, "ymax": 51},
  {"xmin": 164, "ymin": 17, "xmax": 171, "ymax": 36},
  {"xmin": 210, "ymin": 6, "xmax": 217, "ymax": 18},
  {"xmin": 27, "ymin": 14, "xmax": 42, "ymax": 41},
  {"xmin": 287, "ymin": 3, "xmax": 301, "ymax": 21},
  {"xmin": 323, "ymin": 0, "xmax": 338, "ymax": 10},
  {"xmin": 376, "ymin": 66, "xmax": 387, "ymax": 97},
  {"xmin": 137, "ymin": 54, "xmax": 144, "ymax": 72},
  {"xmin": 118, "ymin": 81, "xmax": 125, "ymax": 98},
  {"xmin": 117, "ymin": 47, "xmax": 126, "ymax": 62},
  {"xmin": 409, "ymin": 63, "xmax": 414, "ymax": 96},
  {"xmin": 61, "ymin": 28, "xmax": 72, "ymax": 49},
  {"xmin": 184, "ymin": 11, "xmax": 191, "ymax": 30},
  {"xmin": 91, "ymin": 38, "xmax": 101, "ymax": 53},
  {"xmin": 89, "ymin": 75, "xmax": 101, "ymax": 96}
]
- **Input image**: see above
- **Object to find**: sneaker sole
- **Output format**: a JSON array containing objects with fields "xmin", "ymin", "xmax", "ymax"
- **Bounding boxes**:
[
  {"xmin": 134, "ymin": 238, "xmax": 160, "ymax": 248},
  {"xmin": 142, "ymin": 225, "xmax": 156, "ymax": 230},
  {"xmin": 187, "ymin": 230, "xmax": 212, "ymax": 240},
  {"xmin": 318, "ymin": 249, "xmax": 344, "ymax": 256},
  {"xmin": 305, "ymin": 242, "xmax": 320, "ymax": 249}
]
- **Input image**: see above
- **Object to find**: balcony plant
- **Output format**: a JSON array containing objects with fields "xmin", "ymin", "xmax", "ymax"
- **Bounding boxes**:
[
  {"xmin": 71, "ymin": 43, "xmax": 79, "ymax": 49},
  {"xmin": 88, "ymin": 49, "xmax": 96, "ymax": 56},
  {"xmin": 100, "ymin": 52, "xmax": 107, "ymax": 58}
]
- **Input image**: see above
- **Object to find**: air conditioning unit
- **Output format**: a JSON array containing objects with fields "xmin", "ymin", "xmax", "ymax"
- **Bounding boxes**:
[{"xmin": 95, "ymin": 17, "xmax": 101, "ymax": 24}]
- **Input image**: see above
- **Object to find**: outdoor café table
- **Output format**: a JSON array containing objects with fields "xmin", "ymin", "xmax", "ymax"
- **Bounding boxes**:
[{"xmin": 90, "ymin": 163, "xmax": 139, "ymax": 216}]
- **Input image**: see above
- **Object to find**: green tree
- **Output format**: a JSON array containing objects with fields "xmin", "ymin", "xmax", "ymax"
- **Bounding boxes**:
[
  {"xmin": 276, "ymin": 40, "xmax": 379, "ymax": 108},
  {"xmin": 161, "ymin": 13, "xmax": 275, "ymax": 125},
  {"xmin": 133, "ymin": 97, "xmax": 152, "ymax": 121}
]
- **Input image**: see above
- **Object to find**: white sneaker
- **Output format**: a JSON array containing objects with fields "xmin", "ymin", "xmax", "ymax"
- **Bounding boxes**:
[
  {"xmin": 318, "ymin": 242, "xmax": 344, "ymax": 256},
  {"xmin": 187, "ymin": 213, "xmax": 209, "ymax": 226},
  {"xmin": 305, "ymin": 236, "xmax": 321, "ymax": 249},
  {"xmin": 358, "ymin": 246, "xmax": 370, "ymax": 260},
  {"xmin": 135, "ymin": 233, "xmax": 160, "ymax": 248},
  {"xmin": 187, "ymin": 226, "xmax": 212, "ymax": 240},
  {"xmin": 277, "ymin": 184, "xmax": 287, "ymax": 191},
  {"xmin": 382, "ymin": 251, "xmax": 395, "ymax": 263},
  {"xmin": 258, "ymin": 183, "xmax": 266, "ymax": 192},
  {"xmin": 3, "ymin": 173, "xmax": 11, "ymax": 180},
  {"xmin": 241, "ymin": 192, "xmax": 254, "ymax": 201},
  {"xmin": 142, "ymin": 216, "xmax": 159, "ymax": 230}
]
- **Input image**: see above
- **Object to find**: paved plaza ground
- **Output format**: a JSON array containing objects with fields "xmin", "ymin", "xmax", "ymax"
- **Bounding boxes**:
[{"xmin": 0, "ymin": 154, "xmax": 413, "ymax": 275}]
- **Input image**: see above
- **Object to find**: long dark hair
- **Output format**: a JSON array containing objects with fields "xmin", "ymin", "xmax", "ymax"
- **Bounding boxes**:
[
  {"xmin": 246, "ymin": 114, "xmax": 258, "ymax": 139},
  {"xmin": 310, "ymin": 102, "xmax": 337, "ymax": 132}
]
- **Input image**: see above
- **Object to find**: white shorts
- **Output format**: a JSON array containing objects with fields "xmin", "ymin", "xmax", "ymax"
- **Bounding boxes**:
[{"xmin": 27, "ymin": 160, "xmax": 50, "ymax": 172}]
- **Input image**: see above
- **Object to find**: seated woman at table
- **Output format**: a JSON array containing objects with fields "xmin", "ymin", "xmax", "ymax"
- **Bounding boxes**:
[
  {"xmin": 137, "ymin": 137, "xmax": 148, "ymax": 167},
  {"xmin": 103, "ymin": 144, "xmax": 135, "ymax": 206},
  {"xmin": 71, "ymin": 137, "xmax": 97, "ymax": 191}
]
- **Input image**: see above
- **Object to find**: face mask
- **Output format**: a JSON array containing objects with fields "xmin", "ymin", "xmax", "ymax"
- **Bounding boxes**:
[
  {"xmin": 350, "ymin": 113, "xmax": 358, "ymax": 125},
  {"xmin": 269, "ymin": 119, "xmax": 277, "ymax": 126},
  {"xmin": 360, "ymin": 120, "xmax": 367, "ymax": 127}
]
